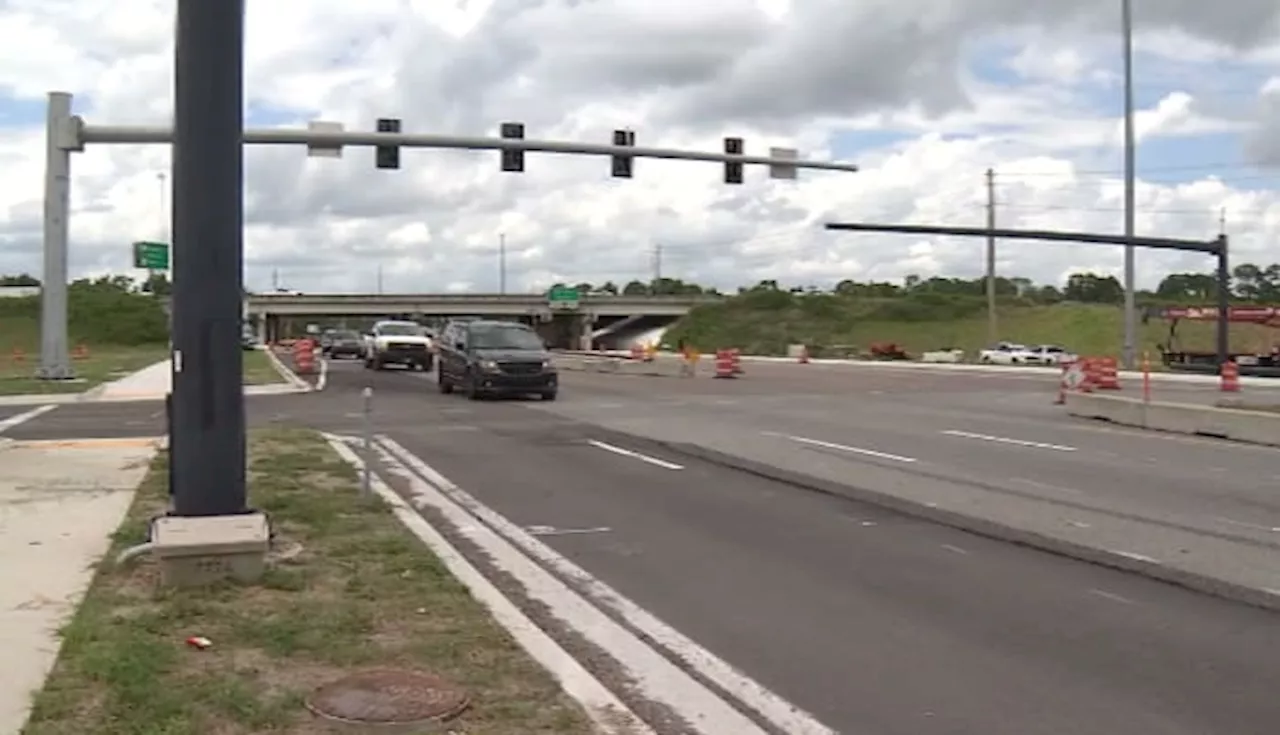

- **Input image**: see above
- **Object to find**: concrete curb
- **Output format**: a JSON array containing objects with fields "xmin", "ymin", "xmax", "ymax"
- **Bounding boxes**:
[
  {"xmin": 639, "ymin": 437, "xmax": 1280, "ymax": 614},
  {"xmin": 263, "ymin": 345, "xmax": 314, "ymax": 392},
  {"xmin": 1064, "ymin": 392, "xmax": 1280, "ymax": 447}
]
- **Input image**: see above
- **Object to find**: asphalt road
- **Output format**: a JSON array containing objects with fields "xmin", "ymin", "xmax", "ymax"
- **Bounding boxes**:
[
  {"xmin": 323, "ymin": 358, "xmax": 1280, "ymax": 734},
  {"xmin": 544, "ymin": 363, "xmax": 1280, "ymax": 549}
]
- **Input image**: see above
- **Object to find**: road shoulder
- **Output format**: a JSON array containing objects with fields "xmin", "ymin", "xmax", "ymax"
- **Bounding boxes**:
[{"xmin": 23, "ymin": 427, "xmax": 599, "ymax": 735}]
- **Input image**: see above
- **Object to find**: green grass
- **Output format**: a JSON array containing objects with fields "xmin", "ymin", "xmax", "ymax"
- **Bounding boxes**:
[
  {"xmin": 666, "ymin": 299, "xmax": 1277, "ymax": 363},
  {"xmin": 25, "ymin": 427, "xmax": 594, "ymax": 735},
  {"xmin": 241, "ymin": 349, "xmax": 288, "ymax": 385},
  {"xmin": 0, "ymin": 344, "xmax": 170, "ymax": 396}
]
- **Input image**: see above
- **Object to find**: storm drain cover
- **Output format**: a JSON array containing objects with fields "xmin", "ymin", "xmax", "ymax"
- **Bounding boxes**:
[{"xmin": 306, "ymin": 668, "xmax": 469, "ymax": 727}]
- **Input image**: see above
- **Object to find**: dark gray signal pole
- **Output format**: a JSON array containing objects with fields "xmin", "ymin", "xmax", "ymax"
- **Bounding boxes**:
[
  {"xmin": 824, "ymin": 222, "xmax": 1230, "ymax": 367},
  {"xmin": 170, "ymin": 0, "xmax": 247, "ymax": 515}
]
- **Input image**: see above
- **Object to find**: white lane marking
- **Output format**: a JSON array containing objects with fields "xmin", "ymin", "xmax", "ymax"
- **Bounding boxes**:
[
  {"xmin": 322, "ymin": 436, "xmax": 651, "ymax": 735},
  {"xmin": 1067, "ymin": 520, "xmax": 1092, "ymax": 529},
  {"xmin": 942, "ymin": 429, "xmax": 1077, "ymax": 452},
  {"xmin": 1089, "ymin": 589, "xmax": 1135, "ymax": 605},
  {"xmin": 1214, "ymin": 516, "xmax": 1280, "ymax": 533},
  {"xmin": 770, "ymin": 432, "xmax": 917, "ymax": 463},
  {"xmin": 1011, "ymin": 477, "xmax": 1084, "ymax": 496},
  {"xmin": 0, "ymin": 404, "xmax": 56, "ymax": 434},
  {"xmin": 316, "ymin": 357, "xmax": 329, "ymax": 390},
  {"xmin": 1110, "ymin": 550, "xmax": 1159, "ymax": 564},
  {"xmin": 587, "ymin": 439, "xmax": 684, "ymax": 470},
  {"xmin": 940, "ymin": 544, "xmax": 969, "ymax": 555},
  {"xmin": 528, "ymin": 525, "xmax": 612, "ymax": 537},
  {"xmin": 376, "ymin": 437, "xmax": 838, "ymax": 735}
]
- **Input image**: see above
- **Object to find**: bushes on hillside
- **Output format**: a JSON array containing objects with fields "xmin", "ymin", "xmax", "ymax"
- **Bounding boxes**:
[{"xmin": 0, "ymin": 277, "xmax": 168, "ymax": 346}]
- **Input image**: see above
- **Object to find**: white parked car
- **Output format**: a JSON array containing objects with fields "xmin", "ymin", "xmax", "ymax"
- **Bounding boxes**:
[
  {"xmin": 1022, "ymin": 344, "xmax": 1077, "ymax": 366},
  {"xmin": 978, "ymin": 342, "xmax": 1035, "ymax": 364}
]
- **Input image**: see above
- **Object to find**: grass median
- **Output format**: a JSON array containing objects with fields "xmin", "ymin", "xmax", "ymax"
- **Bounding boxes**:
[
  {"xmin": 0, "ymin": 344, "xmax": 169, "ymax": 396},
  {"xmin": 24, "ymin": 427, "xmax": 593, "ymax": 735},
  {"xmin": 242, "ymin": 348, "xmax": 291, "ymax": 385}
]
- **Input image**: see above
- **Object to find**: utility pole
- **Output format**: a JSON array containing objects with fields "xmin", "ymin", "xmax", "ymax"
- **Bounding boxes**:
[
  {"xmin": 271, "ymin": 268, "xmax": 279, "ymax": 291},
  {"xmin": 985, "ymin": 168, "xmax": 998, "ymax": 345},
  {"xmin": 1218, "ymin": 207, "xmax": 1227, "ymax": 236},
  {"xmin": 1121, "ymin": 0, "xmax": 1138, "ymax": 370},
  {"xmin": 376, "ymin": 264, "xmax": 383, "ymax": 294},
  {"xmin": 499, "ymin": 232, "xmax": 507, "ymax": 294},
  {"xmin": 652, "ymin": 243, "xmax": 662, "ymax": 284}
]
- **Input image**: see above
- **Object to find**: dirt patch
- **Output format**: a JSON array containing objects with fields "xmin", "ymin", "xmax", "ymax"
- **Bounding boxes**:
[{"xmin": 24, "ymin": 426, "xmax": 593, "ymax": 734}]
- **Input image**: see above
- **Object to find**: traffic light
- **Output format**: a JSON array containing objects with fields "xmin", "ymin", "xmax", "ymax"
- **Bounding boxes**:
[
  {"xmin": 500, "ymin": 122, "xmax": 525, "ymax": 172},
  {"xmin": 724, "ymin": 137, "xmax": 743, "ymax": 184},
  {"xmin": 611, "ymin": 129, "xmax": 635, "ymax": 178},
  {"xmin": 375, "ymin": 118, "xmax": 401, "ymax": 170}
]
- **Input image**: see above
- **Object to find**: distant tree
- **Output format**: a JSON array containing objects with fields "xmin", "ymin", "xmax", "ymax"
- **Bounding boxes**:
[
  {"xmin": 0, "ymin": 273, "xmax": 40, "ymax": 286},
  {"xmin": 621, "ymin": 280, "xmax": 649, "ymax": 295},
  {"xmin": 598, "ymin": 280, "xmax": 619, "ymax": 295},
  {"xmin": 1063, "ymin": 272, "xmax": 1123, "ymax": 303}
]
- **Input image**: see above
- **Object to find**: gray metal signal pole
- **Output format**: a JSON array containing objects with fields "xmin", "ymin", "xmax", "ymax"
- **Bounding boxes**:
[
  {"xmin": 825, "ymin": 222, "xmax": 1229, "ymax": 366},
  {"xmin": 1121, "ymin": 0, "xmax": 1138, "ymax": 370},
  {"xmin": 38, "ymin": 0, "xmax": 859, "ymax": 520}
]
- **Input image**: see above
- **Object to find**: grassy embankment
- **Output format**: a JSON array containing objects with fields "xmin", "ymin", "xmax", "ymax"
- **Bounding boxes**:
[
  {"xmin": 664, "ymin": 290, "xmax": 1275, "ymax": 362},
  {"xmin": 25, "ymin": 427, "xmax": 591, "ymax": 735},
  {"xmin": 0, "ymin": 289, "xmax": 288, "ymax": 394}
]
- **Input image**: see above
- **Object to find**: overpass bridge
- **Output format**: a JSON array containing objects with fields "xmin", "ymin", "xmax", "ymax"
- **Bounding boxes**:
[{"xmin": 244, "ymin": 292, "xmax": 720, "ymax": 348}]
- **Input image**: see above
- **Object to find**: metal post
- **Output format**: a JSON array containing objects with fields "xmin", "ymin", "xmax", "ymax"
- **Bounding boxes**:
[
  {"xmin": 1121, "ymin": 0, "xmax": 1137, "ymax": 370},
  {"xmin": 361, "ymin": 387, "xmax": 373, "ymax": 494},
  {"xmin": 985, "ymin": 168, "xmax": 998, "ymax": 345},
  {"xmin": 499, "ymin": 233, "xmax": 507, "ymax": 294},
  {"xmin": 38, "ymin": 92, "xmax": 74, "ymax": 380},
  {"xmin": 169, "ymin": 0, "xmax": 247, "ymax": 516},
  {"xmin": 1215, "ymin": 236, "xmax": 1230, "ymax": 367}
]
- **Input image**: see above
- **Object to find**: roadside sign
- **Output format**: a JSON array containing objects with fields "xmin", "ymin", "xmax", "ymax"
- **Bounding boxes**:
[
  {"xmin": 1064, "ymin": 361, "xmax": 1086, "ymax": 390},
  {"xmin": 132, "ymin": 241, "xmax": 170, "ymax": 270},
  {"xmin": 547, "ymin": 285, "xmax": 580, "ymax": 309}
]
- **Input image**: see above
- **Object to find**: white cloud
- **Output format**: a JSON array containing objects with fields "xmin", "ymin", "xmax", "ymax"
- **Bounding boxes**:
[{"xmin": 1, "ymin": 0, "xmax": 1279, "ymax": 295}]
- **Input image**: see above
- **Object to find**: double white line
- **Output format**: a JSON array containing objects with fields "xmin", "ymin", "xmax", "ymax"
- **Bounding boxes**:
[{"xmin": 326, "ymin": 433, "xmax": 837, "ymax": 735}]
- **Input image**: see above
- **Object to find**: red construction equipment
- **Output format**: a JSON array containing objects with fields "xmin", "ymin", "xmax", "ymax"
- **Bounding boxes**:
[
  {"xmin": 10, "ymin": 347, "xmax": 24, "ymax": 363},
  {"xmin": 629, "ymin": 344, "xmax": 644, "ymax": 361},
  {"xmin": 713, "ymin": 349, "xmax": 740, "ymax": 379},
  {"xmin": 72, "ymin": 343, "xmax": 89, "ymax": 360},
  {"xmin": 293, "ymin": 338, "xmax": 316, "ymax": 375},
  {"xmin": 730, "ymin": 348, "xmax": 743, "ymax": 375},
  {"xmin": 1220, "ymin": 360, "xmax": 1240, "ymax": 392}
]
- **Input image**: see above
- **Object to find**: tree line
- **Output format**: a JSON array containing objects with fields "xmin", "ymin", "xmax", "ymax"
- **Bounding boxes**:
[
  {"xmin": 0, "ymin": 274, "xmax": 169, "ymax": 346},
  {"xmin": 8, "ymin": 262, "xmax": 1280, "ymax": 307}
]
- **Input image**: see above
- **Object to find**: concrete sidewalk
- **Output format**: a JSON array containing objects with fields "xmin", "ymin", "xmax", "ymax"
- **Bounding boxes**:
[
  {"xmin": 0, "ymin": 436, "xmax": 159, "ymax": 733},
  {"xmin": 91, "ymin": 352, "xmax": 312, "ymax": 403}
]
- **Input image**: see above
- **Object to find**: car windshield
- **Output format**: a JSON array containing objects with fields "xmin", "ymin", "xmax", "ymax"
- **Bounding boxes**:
[
  {"xmin": 334, "ymin": 330, "xmax": 359, "ymax": 340},
  {"xmin": 379, "ymin": 323, "xmax": 424, "ymax": 336},
  {"xmin": 471, "ymin": 325, "xmax": 544, "ymax": 350}
]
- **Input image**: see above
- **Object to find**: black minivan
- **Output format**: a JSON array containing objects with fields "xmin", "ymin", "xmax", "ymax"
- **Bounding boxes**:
[{"xmin": 436, "ymin": 319, "xmax": 558, "ymax": 400}]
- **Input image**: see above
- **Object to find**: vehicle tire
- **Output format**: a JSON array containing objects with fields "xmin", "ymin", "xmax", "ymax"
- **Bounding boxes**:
[
  {"xmin": 540, "ymin": 390, "xmax": 558, "ymax": 401},
  {"xmin": 980, "ymin": 356, "xmax": 991, "ymax": 364},
  {"xmin": 363, "ymin": 355, "xmax": 372, "ymax": 369},
  {"xmin": 372, "ymin": 357, "xmax": 384, "ymax": 371},
  {"xmin": 464, "ymin": 374, "xmax": 481, "ymax": 401},
  {"xmin": 422, "ymin": 358, "xmax": 434, "ymax": 373},
  {"xmin": 437, "ymin": 371, "xmax": 453, "ymax": 394}
]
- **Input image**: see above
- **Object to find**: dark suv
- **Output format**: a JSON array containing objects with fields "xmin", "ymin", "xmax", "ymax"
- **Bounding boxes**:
[{"xmin": 437, "ymin": 319, "xmax": 557, "ymax": 400}]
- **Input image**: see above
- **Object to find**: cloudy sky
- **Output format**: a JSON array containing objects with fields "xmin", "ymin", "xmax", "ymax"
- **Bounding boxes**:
[{"xmin": 1, "ymin": 0, "xmax": 1278, "ymax": 295}]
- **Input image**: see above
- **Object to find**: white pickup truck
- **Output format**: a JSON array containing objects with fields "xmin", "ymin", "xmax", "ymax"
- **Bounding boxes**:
[
  {"xmin": 363, "ymin": 320, "xmax": 434, "ymax": 371},
  {"xmin": 979, "ymin": 342, "xmax": 1075, "ymax": 365}
]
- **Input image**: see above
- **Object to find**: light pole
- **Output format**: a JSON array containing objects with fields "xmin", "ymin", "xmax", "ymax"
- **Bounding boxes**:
[
  {"xmin": 1121, "ymin": 0, "xmax": 1137, "ymax": 370},
  {"xmin": 498, "ymin": 232, "xmax": 507, "ymax": 294}
]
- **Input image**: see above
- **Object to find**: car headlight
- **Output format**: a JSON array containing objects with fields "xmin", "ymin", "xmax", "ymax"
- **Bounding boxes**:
[
  {"xmin": 479, "ymin": 359, "xmax": 499, "ymax": 371},
  {"xmin": 542, "ymin": 359, "xmax": 554, "ymax": 370}
]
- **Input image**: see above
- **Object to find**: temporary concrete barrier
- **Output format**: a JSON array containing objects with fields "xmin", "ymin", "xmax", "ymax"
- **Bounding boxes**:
[
  {"xmin": 920, "ymin": 349, "xmax": 965, "ymax": 363},
  {"xmin": 1064, "ymin": 391, "xmax": 1280, "ymax": 447}
]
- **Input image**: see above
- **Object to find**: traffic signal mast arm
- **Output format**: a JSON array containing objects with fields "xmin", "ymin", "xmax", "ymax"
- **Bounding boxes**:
[{"xmin": 73, "ymin": 122, "xmax": 860, "ymax": 175}]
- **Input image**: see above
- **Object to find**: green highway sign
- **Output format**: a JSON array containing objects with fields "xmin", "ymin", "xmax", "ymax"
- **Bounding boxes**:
[
  {"xmin": 132, "ymin": 241, "xmax": 170, "ymax": 270},
  {"xmin": 547, "ymin": 284, "xmax": 580, "ymax": 308}
]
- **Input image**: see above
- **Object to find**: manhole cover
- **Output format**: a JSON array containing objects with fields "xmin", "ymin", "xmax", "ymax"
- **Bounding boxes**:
[{"xmin": 306, "ymin": 668, "xmax": 469, "ymax": 728}]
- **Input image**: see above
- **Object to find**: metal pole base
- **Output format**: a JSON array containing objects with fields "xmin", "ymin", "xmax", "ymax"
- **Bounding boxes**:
[{"xmin": 35, "ymin": 365, "xmax": 77, "ymax": 380}]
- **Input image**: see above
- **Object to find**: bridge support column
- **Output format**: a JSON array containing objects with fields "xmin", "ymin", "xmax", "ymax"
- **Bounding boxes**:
[{"xmin": 578, "ymin": 311, "xmax": 596, "ymax": 351}]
